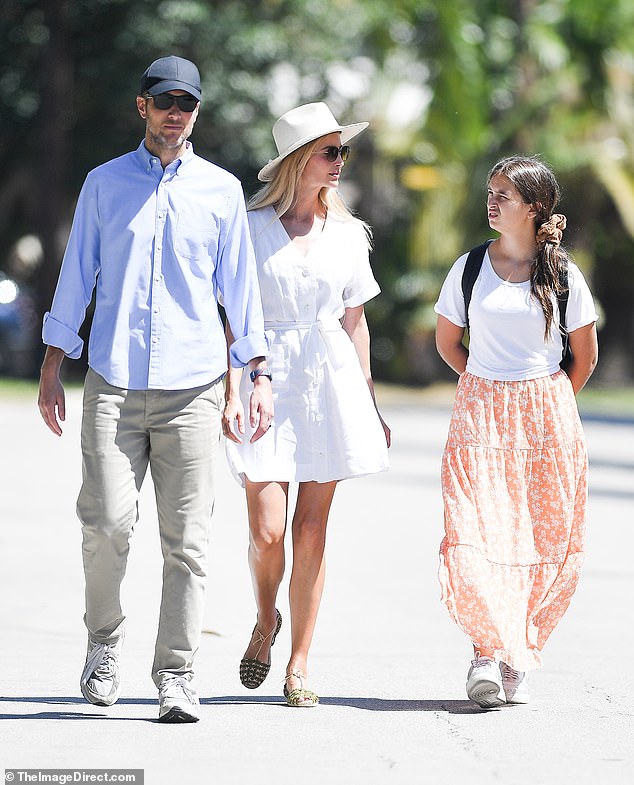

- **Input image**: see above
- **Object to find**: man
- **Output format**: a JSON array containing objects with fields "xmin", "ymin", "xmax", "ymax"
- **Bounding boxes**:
[{"xmin": 38, "ymin": 55, "xmax": 273, "ymax": 723}]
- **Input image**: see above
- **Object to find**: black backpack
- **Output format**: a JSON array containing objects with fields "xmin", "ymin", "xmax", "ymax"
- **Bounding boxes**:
[{"xmin": 461, "ymin": 240, "xmax": 572, "ymax": 370}]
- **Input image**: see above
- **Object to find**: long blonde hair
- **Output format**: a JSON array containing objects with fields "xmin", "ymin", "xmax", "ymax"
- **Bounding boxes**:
[{"xmin": 248, "ymin": 137, "xmax": 372, "ymax": 245}]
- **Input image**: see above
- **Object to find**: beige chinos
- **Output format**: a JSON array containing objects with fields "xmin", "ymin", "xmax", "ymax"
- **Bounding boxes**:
[{"xmin": 77, "ymin": 369, "xmax": 223, "ymax": 686}]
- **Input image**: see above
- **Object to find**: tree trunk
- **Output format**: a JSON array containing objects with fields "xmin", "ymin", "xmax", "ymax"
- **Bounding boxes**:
[{"xmin": 36, "ymin": 0, "xmax": 73, "ymax": 326}]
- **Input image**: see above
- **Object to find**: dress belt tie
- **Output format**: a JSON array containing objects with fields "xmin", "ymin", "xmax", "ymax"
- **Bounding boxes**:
[{"xmin": 264, "ymin": 319, "xmax": 348, "ymax": 377}]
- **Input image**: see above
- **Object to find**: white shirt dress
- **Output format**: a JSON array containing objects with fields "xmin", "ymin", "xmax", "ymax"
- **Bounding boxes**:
[{"xmin": 225, "ymin": 205, "xmax": 389, "ymax": 485}]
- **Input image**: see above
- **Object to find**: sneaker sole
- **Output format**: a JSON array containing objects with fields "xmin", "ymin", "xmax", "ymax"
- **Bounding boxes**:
[
  {"xmin": 158, "ymin": 707, "xmax": 200, "ymax": 723},
  {"xmin": 80, "ymin": 683, "xmax": 120, "ymax": 706},
  {"xmin": 505, "ymin": 693, "xmax": 530, "ymax": 705},
  {"xmin": 467, "ymin": 679, "xmax": 505, "ymax": 708}
]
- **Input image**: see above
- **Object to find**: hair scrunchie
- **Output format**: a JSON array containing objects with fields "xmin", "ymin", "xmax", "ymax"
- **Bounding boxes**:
[{"xmin": 536, "ymin": 213, "xmax": 567, "ymax": 247}]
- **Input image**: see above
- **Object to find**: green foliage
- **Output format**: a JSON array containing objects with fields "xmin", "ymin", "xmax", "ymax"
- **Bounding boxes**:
[{"xmin": 1, "ymin": 0, "xmax": 633, "ymax": 383}]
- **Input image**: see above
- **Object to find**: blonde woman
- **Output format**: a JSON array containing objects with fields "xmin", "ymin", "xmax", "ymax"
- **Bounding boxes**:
[{"xmin": 223, "ymin": 103, "xmax": 390, "ymax": 707}]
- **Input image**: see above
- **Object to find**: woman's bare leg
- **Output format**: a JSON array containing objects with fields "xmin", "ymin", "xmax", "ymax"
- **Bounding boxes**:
[
  {"xmin": 285, "ymin": 480, "xmax": 337, "ymax": 697},
  {"xmin": 241, "ymin": 480, "xmax": 288, "ymax": 663}
]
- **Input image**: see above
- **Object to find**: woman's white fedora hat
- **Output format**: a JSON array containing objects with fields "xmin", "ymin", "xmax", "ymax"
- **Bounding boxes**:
[{"xmin": 258, "ymin": 102, "xmax": 369, "ymax": 182}]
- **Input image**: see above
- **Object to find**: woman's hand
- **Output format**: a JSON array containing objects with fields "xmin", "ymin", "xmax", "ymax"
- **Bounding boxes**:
[
  {"xmin": 565, "ymin": 322, "xmax": 599, "ymax": 394},
  {"xmin": 435, "ymin": 315, "xmax": 468, "ymax": 375},
  {"xmin": 248, "ymin": 375, "xmax": 274, "ymax": 443},
  {"xmin": 343, "ymin": 305, "xmax": 391, "ymax": 447},
  {"xmin": 378, "ymin": 411, "xmax": 391, "ymax": 448}
]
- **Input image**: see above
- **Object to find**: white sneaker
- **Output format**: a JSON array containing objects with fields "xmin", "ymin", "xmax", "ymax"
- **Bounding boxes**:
[
  {"xmin": 80, "ymin": 633, "xmax": 123, "ymax": 706},
  {"xmin": 466, "ymin": 655, "xmax": 505, "ymax": 708},
  {"xmin": 158, "ymin": 675, "xmax": 200, "ymax": 723},
  {"xmin": 500, "ymin": 662, "xmax": 530, "ymax": 704}
]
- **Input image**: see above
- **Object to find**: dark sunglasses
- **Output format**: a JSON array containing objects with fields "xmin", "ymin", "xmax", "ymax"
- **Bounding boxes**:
[
  {"xmin": 318, "ymin": 145, "xmax": 350, "ymax": 162},
  {"xmin": 149, "ymin": 92, "xmax": 199, "ymax": 112}
]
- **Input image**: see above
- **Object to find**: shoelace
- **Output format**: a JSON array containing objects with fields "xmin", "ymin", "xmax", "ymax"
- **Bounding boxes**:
[
  {"xmin": 471, "ymin": 654, "xmax": 495, "ymax": 670},
  {"xmin": 160, "ymin": 676, "xmax": 196, "ymax": 704},
  {"xmin": 95, "ymin": 648, "xmax": 118, "ymax": 677},
  {"xmin": 251, "ymin": 624, "xmax": 276, "ymax": 660},
  {"xmin": 501, "ymin": 664, "xmax": 523, "ymax": 683},
  {"xmin": 82, "ymin": 642, "xmax": 118, "ymax": 685}
]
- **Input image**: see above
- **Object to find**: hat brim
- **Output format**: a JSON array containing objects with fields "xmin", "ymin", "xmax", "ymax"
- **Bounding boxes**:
[
  {"xmin": 145, "ymin": 80, "xmax": 202, "ymax": 102},
  {"xmin": 257, "ymin": 121, "xmax": 368, "ymax": 182}
]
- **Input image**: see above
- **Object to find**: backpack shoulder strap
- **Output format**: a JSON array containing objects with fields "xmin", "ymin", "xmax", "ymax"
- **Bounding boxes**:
[
  {"xmin": 557, "ymin": 262, "xmax": 571, "ymax": 368},
  {"xmin": 461, "ymin": 240, "xmax": 493, "ymax": 329},
  {"xmin": 557, "ymin": 263, "xmax": 569, "ymax": 328}
]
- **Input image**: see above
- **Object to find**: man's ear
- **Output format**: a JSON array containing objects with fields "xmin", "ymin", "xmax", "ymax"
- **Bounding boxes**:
[{"xmin": 136, "ymin": 95, "xmax": 147, "ymax": 119}]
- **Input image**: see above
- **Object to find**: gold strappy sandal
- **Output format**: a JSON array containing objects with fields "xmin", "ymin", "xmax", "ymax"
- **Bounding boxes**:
[
  {"xmin": 239, "ymin": 609, "xmax": 282, "ymax": 689},
  {"xmin": 283, "ymin": 669, "xmax": 319, "ymax": 708}
]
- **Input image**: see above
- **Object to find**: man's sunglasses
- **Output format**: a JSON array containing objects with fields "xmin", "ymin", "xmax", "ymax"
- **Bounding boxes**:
[
  {"xmin": 148, "ymin": 92, "xmax": 199, "ymax": 112},
  {"xmin": 316, "ymin": 145, "xmax": 350, "ymax": 163}
]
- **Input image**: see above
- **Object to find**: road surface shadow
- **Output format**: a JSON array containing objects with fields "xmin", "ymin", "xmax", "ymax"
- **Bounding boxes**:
[
  {"xmin": 205, "ymin": 695, "xmax": 482, "ymax": 713},
  {"xmin": 0, "ymin": 694, "xmax": 486, "ymax": 716},
  {"xmin": 0, "ymin": 696, "xmax": 156, "ymax": 722}
]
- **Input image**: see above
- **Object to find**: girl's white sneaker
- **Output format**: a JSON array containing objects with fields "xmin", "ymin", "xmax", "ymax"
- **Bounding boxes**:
[
  {"xmin": 466, "ymin": 655, "xmax": 505, "ymax": 708},
  {"xmin": 500, "ymin": 662, "xmax": 530, "ymax": 704}
]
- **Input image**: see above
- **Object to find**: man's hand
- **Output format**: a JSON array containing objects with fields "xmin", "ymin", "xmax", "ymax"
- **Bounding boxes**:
[
  {"xmin": 38, "ymin": 346, "xmax": 66, "ymax": 436},
  {"xmin": 222, "ymin": 395, "xmax": 246, "ymax": 444}
]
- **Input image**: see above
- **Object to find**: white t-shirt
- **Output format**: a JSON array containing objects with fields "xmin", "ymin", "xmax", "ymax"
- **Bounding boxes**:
[{"xmin": 434, "ymin": 248, "xmax": 598, "ymax": 381}]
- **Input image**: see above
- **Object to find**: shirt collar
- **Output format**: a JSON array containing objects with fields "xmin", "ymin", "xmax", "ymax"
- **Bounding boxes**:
[{"xmin": 134, "ymin": 140, "xmax": 195, "ymax": 174}]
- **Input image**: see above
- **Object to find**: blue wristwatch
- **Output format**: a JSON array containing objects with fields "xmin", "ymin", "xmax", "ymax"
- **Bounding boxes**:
[{"xmin": 250, "ymin": 368, "xmax": 273, "ymax": 383}]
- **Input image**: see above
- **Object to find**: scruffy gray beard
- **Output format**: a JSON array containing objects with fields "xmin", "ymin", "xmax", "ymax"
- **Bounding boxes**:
[{"xmin": 147, "ymin": 127, "xmax": 192, "ymax": 150}]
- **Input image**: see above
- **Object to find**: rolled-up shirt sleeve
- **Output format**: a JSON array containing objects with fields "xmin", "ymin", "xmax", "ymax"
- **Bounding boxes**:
[
  {"xmin": 42, "ymin": 174, "xmax": 101, "ymax": 358},
  {"xmin": 216, "ymin": 184, "xmax": 269, "ymax": 367}
]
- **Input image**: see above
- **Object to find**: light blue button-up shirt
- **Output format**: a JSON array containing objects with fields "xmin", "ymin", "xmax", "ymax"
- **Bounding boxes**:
[{"xmin": 43, "ymin": 141, "xmax": 268, "ymax": 390}]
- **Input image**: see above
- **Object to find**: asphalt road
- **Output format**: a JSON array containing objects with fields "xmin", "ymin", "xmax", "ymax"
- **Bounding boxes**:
[{"xmin": 0, "ymin": 384, "xmax": 632, "ymax": 785}]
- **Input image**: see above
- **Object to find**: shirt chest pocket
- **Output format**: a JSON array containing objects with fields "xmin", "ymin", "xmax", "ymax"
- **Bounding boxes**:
[{"xmin": 174, "ymin": 214, "xmax": 218, "ymax": 261}]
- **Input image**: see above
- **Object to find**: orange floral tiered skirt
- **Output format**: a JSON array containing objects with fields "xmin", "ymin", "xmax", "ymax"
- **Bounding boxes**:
[{"xmin": 439, "ymin": 371, "xmax": 588, "ymax": 671}]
